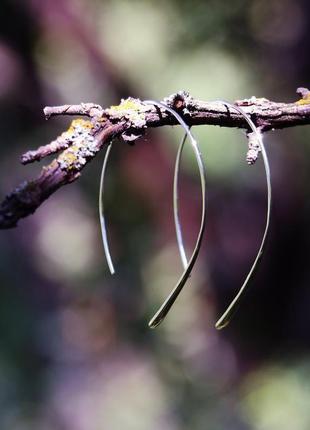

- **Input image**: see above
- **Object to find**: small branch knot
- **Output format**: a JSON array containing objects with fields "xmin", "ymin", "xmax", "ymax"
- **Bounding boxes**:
[
  {"xmin": 163, "ymin": 91, "xmax": 193, "ymax": 113},
  {"xmin": 246, "ymin": 131, "xmax": 261, "ymax": 165},
  {"xmin": 296, "ymin": 87, "xmax": 310, "ymax": 99}
]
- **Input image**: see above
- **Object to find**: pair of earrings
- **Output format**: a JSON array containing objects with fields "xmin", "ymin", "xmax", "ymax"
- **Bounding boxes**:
[{"xmin": 99, "ymin": 99, "xmax": 271, "ymax": 330}]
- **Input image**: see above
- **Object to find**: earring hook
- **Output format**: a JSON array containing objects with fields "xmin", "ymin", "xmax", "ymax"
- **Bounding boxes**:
[
  {"xmin": 144, "ymin": 100, "xmax": 207, "ymax": 328},
  {"xmin": 214, "ymin": 101, "xmax": 271, "ymax": 329}
]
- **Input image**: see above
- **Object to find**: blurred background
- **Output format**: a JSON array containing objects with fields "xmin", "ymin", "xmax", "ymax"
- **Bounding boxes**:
[{"xmin": 1, "ymin": 0, "xmax": 310, "ymax": 429}]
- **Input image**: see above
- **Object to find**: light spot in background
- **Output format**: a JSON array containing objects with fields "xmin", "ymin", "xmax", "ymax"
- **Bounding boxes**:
[
  {"xmin": 98, "ymin": 0, "xmax": 256, "ymax": 101},
  {"xmin": 165, "ymin": 125, "xmax": 249, "ymax": 183},
  {"xmin": 249, "ymin": 0, "xmax": 305, "ymax": 47},
  {"xmin": 98, "ymin": 0, "xmax": 259, "ymax": 181},
  {"xmin": 34, "ymin": 191, "xmax": 100, "ymax": 282},
  {"xmin": 98, "ymin": 1, "xmax": 171, "ymax": 79},
  {"xmin": 47, "ymin": 351, "xmax": 177, "ymax": 430},
  {"xmin": 150, "ymin": 48, "xmax": 255, "ymax": 101},
  {"xmin": 35, "ymin": 32, "xmax": 106, "ymax": 102},
  {"xmin": 240, "ymin": 361, "xmax": 310, "ymax": 430},
  {"xmin": 142, "ymin": 244, "xmax": 238, "ymax": 391},
  {"xmin": 142, "ymin": 243, "xmax": 210, "ymax": 343},
  {"xmin": 101, "ymin": 361, "xmax": 176, "ymax": 430}
]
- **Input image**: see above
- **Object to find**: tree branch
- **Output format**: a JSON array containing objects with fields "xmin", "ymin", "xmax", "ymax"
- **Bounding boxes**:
[
  {"xmin": 43, "ymin": 103, "xmax": 104, "ymax": 119},
  {"xmin": 1, "ymin": 89, "xmax": 310, "ymax": 229}
]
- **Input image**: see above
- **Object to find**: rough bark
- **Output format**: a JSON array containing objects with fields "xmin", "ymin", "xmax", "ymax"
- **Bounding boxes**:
[{"xmin": 1, "ymin": 89, "xmax": 310, "ymax": 229}]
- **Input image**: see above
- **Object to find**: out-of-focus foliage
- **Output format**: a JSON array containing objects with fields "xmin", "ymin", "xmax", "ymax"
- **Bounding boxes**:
[{"xmin": 1, "ymin": 0, "xmax": 310, "ymax": 429}]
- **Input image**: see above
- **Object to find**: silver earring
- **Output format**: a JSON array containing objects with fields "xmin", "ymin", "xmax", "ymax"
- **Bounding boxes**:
[
  {"xmin": 144, "ymin": 100, "xmax": 207, "ymax": 328},
  {"xmin": 172, "ymin": 100, "xmax": 271, "ymax": 329},
  {"xmin": 213, "ymin": 101, "xmax": 271, "ymax": 329},
  {"xmin": 173, "ymin": 132, "xmax": 191, "ymax": 270},
  {"xmin": 99, "ymin": 142, "xmax": 115, "ymax": 275}
]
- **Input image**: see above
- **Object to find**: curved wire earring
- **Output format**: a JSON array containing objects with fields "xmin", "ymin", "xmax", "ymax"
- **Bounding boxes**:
[
  {"xmin": 173, "ymin": 100, "xmax": 271, "ymax": 330},
  {"xmin": 99, "ymin": 142, "xmax": 115, "ymax": 275},
  {"xmin": 214, "ymin": 101, "xmax": 271, "ymax": 329},
  {"xmin": 174, "ymin": 132, "xmax": 190, "ymax": 269},
  {"xmin": 144, "ymin": 100, "xmax": 207, "ymax": 328}
]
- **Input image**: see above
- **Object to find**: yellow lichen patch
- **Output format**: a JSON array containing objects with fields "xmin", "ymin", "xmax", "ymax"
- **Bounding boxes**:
[
  {"xmin": 107, "ymin": 97, "xmax": 148, "ymax": 130},
  {"xmin": 57, "ymin": 129, "xmax": 97, "ymax": 171},
  {"xmin": 72, "ymin": 118, "xmax": 93, "ymax": 128},
  {"xmin": 296, "ymin": 95, "xmax": 310, "ymax": 105},
  {"xmin": 68, "ymin": 145, "xmax": 80, "ymax": 153},
  {"xmin": 66, "ymin": 118, "xmax": 93, "ymax": 134},
  {"xmin": 58, "ymin": 143, "xmax": 84, "ymax": 168},
  {"xmin": 109, "ymin": 98, "xmax": 142, "ymax": 114},
  {"xmin": 58, "ymin": 151, "xmax": 78, "ymax": 167}
]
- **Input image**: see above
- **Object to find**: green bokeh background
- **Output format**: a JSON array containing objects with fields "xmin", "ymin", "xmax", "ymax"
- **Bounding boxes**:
[{"xmin": 1, "ymin": 1, "xmax": 310, "ymax": 429}]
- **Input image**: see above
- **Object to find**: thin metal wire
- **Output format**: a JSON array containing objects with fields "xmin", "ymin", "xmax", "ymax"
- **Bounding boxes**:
[
  {"xmin": 174, "ymin": 133, "xmax": 189, "ymax": 269},
  {"xmin": 214, "ymin": 101, "xmax": 272, "ymax": 329},
  {"xmin": 99, "ymin": 142, "xmax": 115, "ymax": 275},
  {"xmin": 99, "ymin": 99, "xmax": 270, "ymax": 330},
  {"xmin": 144, "ymin": 100, "xmax": 207, "ymax": 329},
  {"xmin": 172, "ymin": 100, "xmax": 272, "ymax": 330}
]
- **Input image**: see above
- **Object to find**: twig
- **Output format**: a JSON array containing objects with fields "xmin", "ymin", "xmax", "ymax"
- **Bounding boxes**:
[
  {"xmin": 21, "ymin": 137, "xmax": 70, "ymax": 165},
  {"xmin": 0, "ymin": 121, "xmax": 126, "ymax": 228},
  {"xmin": 43, "ymin": 103, "xmax": 104, "ymax": 119},
  {"xmin": 1, "ymin": 89, "xmax": 310, "ymax": 228}
]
